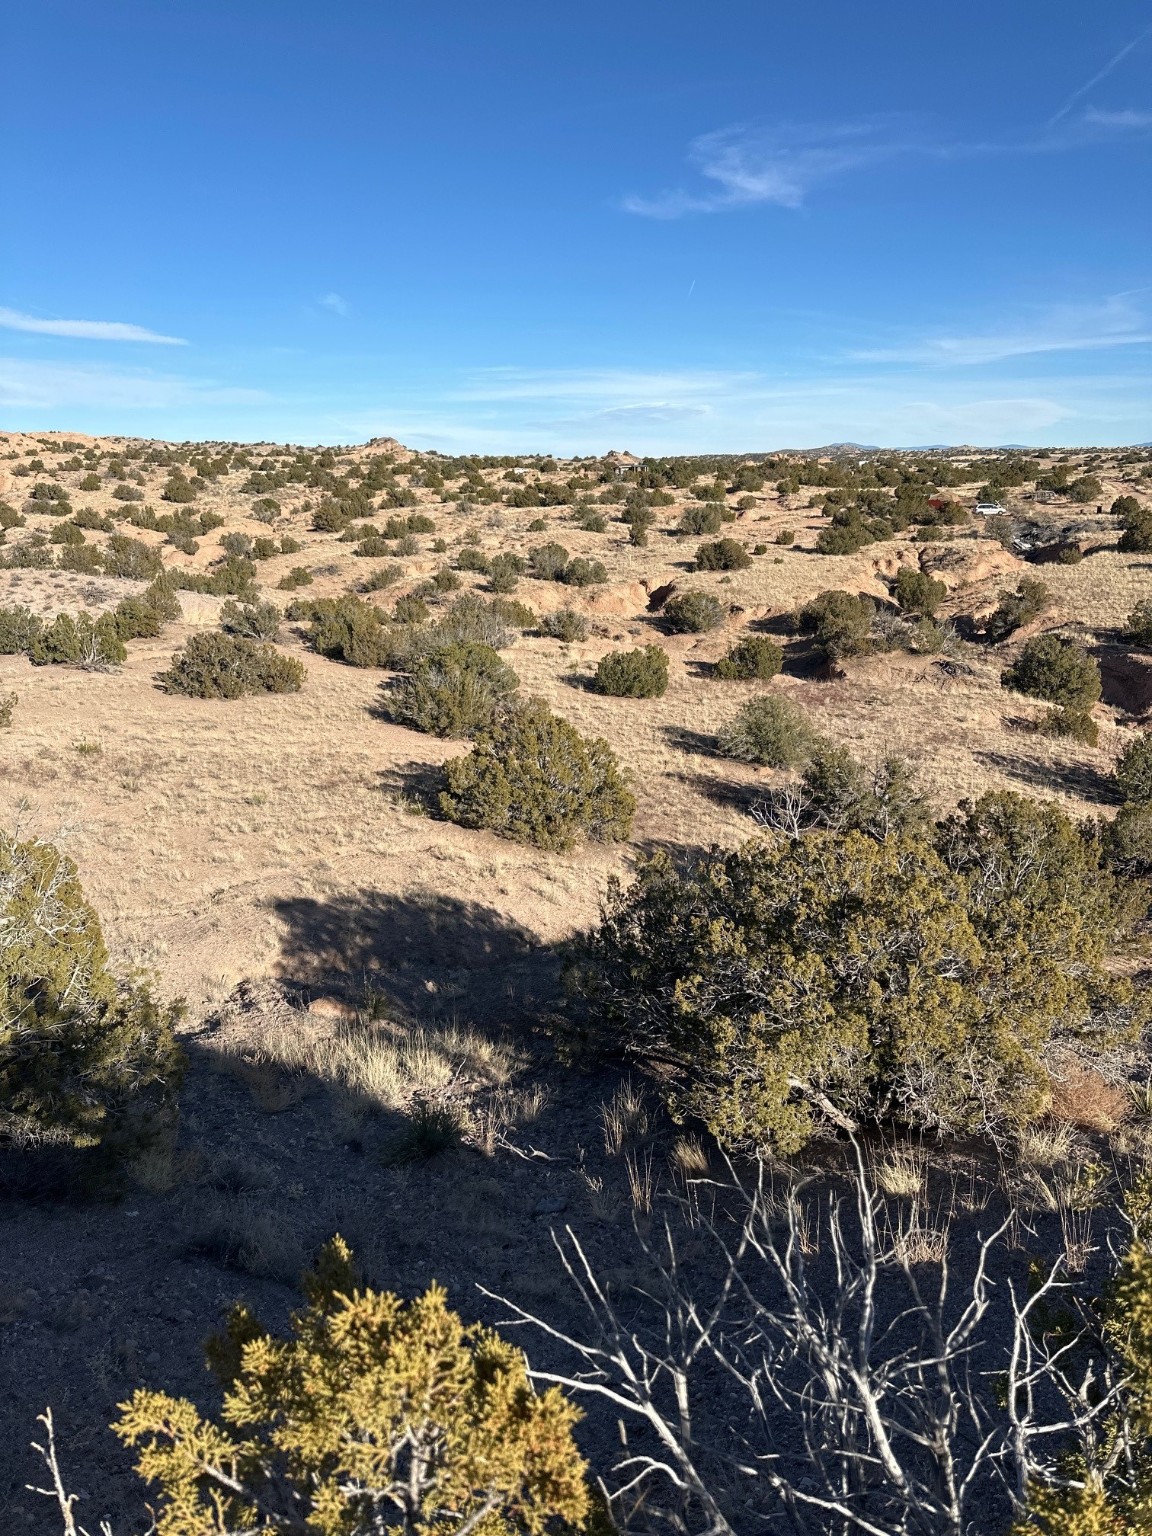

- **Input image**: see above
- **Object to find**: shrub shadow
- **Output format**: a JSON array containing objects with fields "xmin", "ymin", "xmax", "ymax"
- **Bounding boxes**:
[
  {"xmin": 271, "ymin": 887, "xmax": 556, "ymax": 1025},
  {"xmin": 972, "ymin": 750, "xmax": 1120, "ymax": 806},
  {"xmin": 662, "ymin": 724, "xmax": 724, "ymax": 760},
  {"xmin": 377, "ymin": 760, "xmax": 445, "ymax": 816}
]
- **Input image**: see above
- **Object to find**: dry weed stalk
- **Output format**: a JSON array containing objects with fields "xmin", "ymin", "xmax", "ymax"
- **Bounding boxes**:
[{"xmin": 488, "ymin": 1145, "xmax": 1125, "ymax": 1536}]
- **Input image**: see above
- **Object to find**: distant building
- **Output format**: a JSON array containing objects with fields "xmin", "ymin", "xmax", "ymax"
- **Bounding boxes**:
[{"xmin": 602, "ymin": 449, "xmax": 642, "ymax": 479}]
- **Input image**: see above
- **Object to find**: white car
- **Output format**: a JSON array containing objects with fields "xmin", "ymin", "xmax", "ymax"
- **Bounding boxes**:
[{"xmin": 975, "ymin": 501, "xmax": 1006, "ymax": 516}]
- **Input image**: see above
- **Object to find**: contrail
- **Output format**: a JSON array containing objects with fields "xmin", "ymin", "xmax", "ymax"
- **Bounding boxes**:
[{"xmin": 1047, "ymin": 22, "xmax": 1152, "ymax": 126}]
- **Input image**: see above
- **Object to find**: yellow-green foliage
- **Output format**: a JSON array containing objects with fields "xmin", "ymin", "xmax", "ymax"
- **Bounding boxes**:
[
  {"xmin": 0, "ymin": 833, "xmax": 183, "ymax": 1150},
  {"xmin": 115, "ymin": 1237, "xmax": 590, "ymax": 1536}
]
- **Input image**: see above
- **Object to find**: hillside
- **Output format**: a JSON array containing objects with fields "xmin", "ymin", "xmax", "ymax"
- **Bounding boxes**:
[{"xmin": 4, "ymin": 430, "xmax": 1152, "ymax": 1530}]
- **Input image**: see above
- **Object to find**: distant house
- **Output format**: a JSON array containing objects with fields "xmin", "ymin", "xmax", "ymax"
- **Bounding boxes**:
[{"xmin": 603, "ymin": 449, "xmax": 642, "ymax": 480}]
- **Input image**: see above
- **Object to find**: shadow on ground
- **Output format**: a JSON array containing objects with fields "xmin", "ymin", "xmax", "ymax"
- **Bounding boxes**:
[
  {"xmin": 271, "ymin": 887, "xmax": 557, "ymax": 1025},
  {"xmin": 972, "ymin": 749, "xmax": 1119, "ymax": 805}
]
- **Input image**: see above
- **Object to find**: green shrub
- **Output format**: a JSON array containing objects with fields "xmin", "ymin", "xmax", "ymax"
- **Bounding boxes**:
[
  {"xmin": 251, "ymin": 496, "xmax": 280, "ymax": 523},
  {"xmin": 678, "ymin": 504, "xmax": 724, "ymax": 536},
  {"xmin": 717, "ymin": 695, "xmax": 818, "ymax": 767},
  {"xmin": 55, "ymin": 545, "xmax": 105, "ymax": 574},
  {"xmin": 664, "ymin": 590, "xmax": 724, "ymax": 633},
  {"xmin": 1, "ymin": 537, "xmax": 53, "ymax": 570},
  {"xmin": 623, "ymin": 505, "xmax": 657, "ymax": 546},
  {"xmin": 487, "ymin": 596, "xmax": 535, "ymax": 630},
  {"xmin": 440, "ymin": 698, "xmax": 634, "ymax": 851},
  {"xmin": 0, "ymin": 605, "xmax": 43, "ymax": 654},
  {"xmin": 892, "ymin": 567, "xmax": 947, "ymax": 617},
  {"xmin": 775, "ymin": 528, "xmax": 795, "ymax": 546},
  {"xmin": 71, "ymin": 506, "xmax": 112, "ymax": 531},
  {"xmin": 714, "ymin": 634, "xmax": 783, "ymax": 681},
  {"xmin": 798, "ymin": 589, "xmax": 874, "ymax": 660},
  {"xmin": 562, "ymin": 556, "xmax": 607, "ymax": 587},
  {"xmin": 1106, "ymin": 802, "xmax": 1152, "ymax": 878},
  {"xmin": 573, "ymin": 793, "xmax": 1140, "ymax": 1151},
  {"xmin": 695, "ymin": 538, "xmax": 751, "ymax": 571},
  {"xmin": 1124, "ymin": 601, "xmax": 1152, "ymax": 649},
  {"xmin": 1115, "ymin": 734, "xmax": 1152, "ymax": 804},
  {"xmin": 114, "ymin": 1237, "xmax": 590, "ymax": 1536},
  {"xmin": 529, "ymin": 542, "xmax": 570, "ymax": 581},
  {"xmin": 278, "ymin": 566, "xmax": 314, "ymax": 589},
  {"xmin": 1118, "ymin": 503, "xmax": 1152, "ymax": 553},
  {"xmin": 487, "ymin": 552, "xmax": 525, "ymax": 592},
  {"xmin": 1001, "ymin": 634, "xmax": 1101, "ymax": 708},
  {"xmin": 49, "ymin": 520, "xmax": 85, "ymax": 546},
  {"xmin": 594, "ymin": 645, "xmax": 669, "ymax": 698},
  {"xmin": 220, "ymin": 599, "xmax": 282, "ymax": 641},
  {"xmin": 102, "ymin": 534, "xmax": 165, "ymax": 581},
  {"xmin": 455, "ymin": 546, "xmax": 489, "ymax": 573},
  {"xmin": 161, "ymin": 472, "xmax": 196, "ymax": 504},
  {"xmin": 312, "ymin": 500, "xmax": 351, "ymax": 533},
  {"xmin": 306, "ymin": 596, "xmax": 396, "ymax": 667},
  {"xmin": 0, "ymin": 691, "xmax": 15, "ymax": 728},
  {"xmin": 1037, "ymin": 705, "xmax": 1099, "ymax": 746},
  {"xmin": 432, "ymin": 594, "xmax": 512, "ymax": 649},
  {"xmin": 158, "ymin": 633, "xmax": 305, "ymax": 698},
  {"xmin": 79, "ymin": 472, "xmax": 101, "ymax": 492},
  {"xmin": 984, "ymin": 578, "xmax": 1052, "ymax": 642},
  {"xmin": 1068, "ymin": 474, "xmax": 1103, "ymax": 504},
  {"xmin": 111, "ymin": 482, "xmax": 144, "ymax": 503},
  {"xmin": 816, "ymin": 518, "xmax": 872, "ymax": 555},
  {"xmin": 541, "ymin": 607, "xmax": 589, "ymax": 642},
  {"xmin": 388, "ymin": 642, "xmax": 520, "ymax": 737},
  {"xmin": 29, "ymin": 613, "xmax": 126, "ymax": 667},
  {"xmin": 392, "ymin": 594, "xmax": 429, "ymax": 625},
  {"xmin": 0, "ymin": 502, "xmax": 25, "ymax": 530},
  {"xmin": 571, "ymin": 504, "xmax": 607, "ymax": 533},
  {"xmin": 110, "ymin": 580, "xmax": 182, "ymax": 641},
  {"xmin": 352, "ymin": 534, "xmax": 391, "ymax": 557},
  {"xmin": 220, "ymin": 531, "xmax": 253, "ymax": 558},
  {"xmin": 905, "ymin": 615, "xmax": 947, "ymax": 654},
  {"xmin": 0, "ymin": 832, "xmax": 183, "ymax": 1154},
  {"xmin": 358, "ymin": 564, "xmax": 403, "ymax": 592}
]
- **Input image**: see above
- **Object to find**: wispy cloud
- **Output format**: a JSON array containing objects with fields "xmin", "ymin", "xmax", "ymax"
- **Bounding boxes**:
[
  {"xmin": 850, "ymin": 296, "xmax": 1152, "ymax": 366},
  {"xmin": 1083, "ymin": 107, "xmax": 1152, "ymax": 129},
  {"xmin": 0, "ymin": 357, "xmax": 263, "ymax": 412},
  {"xmin": 318, "ymin": 293, "xmax": 350, "ymax": 316},
  {"xmin": 333, "ymin": 364, "xmax": 1140, "ymax": 454},
  {"xmin": 0, "ymin": 306, "xmax": 185, "ymax": 344},
  {"xmin": 447, "ymin": 367, "xmax": 757, "ymax": 404},
  {"xmin": 1047, "ymin": 23, "xmax": 1152, "ymax": 125},
  {"xmin": 623, "ymin": 122, "xmax": 896, "ymax": 217},
  {"xmin": 624, "ymin": 99, "xmax": 1152, "ymax": 219}
]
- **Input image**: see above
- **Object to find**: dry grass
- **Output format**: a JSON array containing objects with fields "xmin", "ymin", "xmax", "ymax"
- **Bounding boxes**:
[
  {"xmin": 601, "ymin": 1079, "xmax": 650, "ymax": 1155},
  {"xmin": 248, "ymin": 1011, "xmax": 522, "ymax": 1114},
  {"xmin": 1017, "ymin": 1119, "xmax": 1085, "ymax": 1168},
  {"xmin": 872, "ymin": 1143, "xmax": 928, "ymax": 1199}
]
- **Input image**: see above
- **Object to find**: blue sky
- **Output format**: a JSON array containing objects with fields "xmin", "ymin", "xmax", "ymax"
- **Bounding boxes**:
[{"xmin": 2, "ymin": 0, "xmax": 1150, "ymax": 451}]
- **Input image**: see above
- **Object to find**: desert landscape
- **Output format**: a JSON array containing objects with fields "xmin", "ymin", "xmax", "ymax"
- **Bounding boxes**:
[{"xmin": 5, "ymin": 429, "xmax": 1152, "ymax": 1533}]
